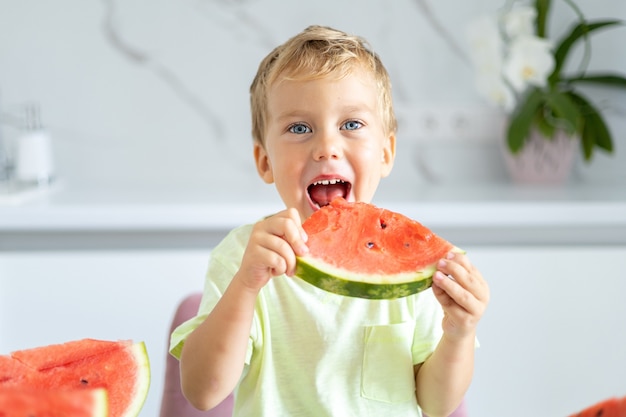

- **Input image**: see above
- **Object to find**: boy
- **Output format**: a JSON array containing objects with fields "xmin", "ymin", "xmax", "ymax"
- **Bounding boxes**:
[{"xmin": 170, "ymin": 25, "xmax": 489, "ymax": 417}]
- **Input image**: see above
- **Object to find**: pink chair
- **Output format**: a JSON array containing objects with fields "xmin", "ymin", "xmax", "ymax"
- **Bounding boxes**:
[
  {"xmin": 159, "ymin": 293, "xmax": 234, "ymax": 417},
  {"xmin": 159, "ymin": 293, "xmax": 468, "ymax": 417}
]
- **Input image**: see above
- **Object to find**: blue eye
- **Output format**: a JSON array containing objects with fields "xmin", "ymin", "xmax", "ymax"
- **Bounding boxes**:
[
  {"xmin": 289, "ymin": 123, "xmax": 311, "ymax": 134},
  {"xmin": 342, "ymin": 120, "xmax": 362, "ymax": 131}
]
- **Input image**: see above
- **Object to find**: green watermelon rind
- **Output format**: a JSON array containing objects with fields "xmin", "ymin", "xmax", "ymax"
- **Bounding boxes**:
[
  {"xmin": 125, "ymin": 342, "xmax": 151, "ymax": 417},
  {"xmin": 295, "ymin": 246, "xmax": 466, "ymax": 300},
  {"xmin": 295, "ymin": 256, "xmax": 437, "ymax": 300},
  {"xmin": 93, "ymin": 388, "xmax": 111, "ymax": 417}
]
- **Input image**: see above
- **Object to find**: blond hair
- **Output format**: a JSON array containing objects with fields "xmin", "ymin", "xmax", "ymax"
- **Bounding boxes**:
[{"xmin": 250, "ymin": 25, "xmax": 397, "ymax": 145}]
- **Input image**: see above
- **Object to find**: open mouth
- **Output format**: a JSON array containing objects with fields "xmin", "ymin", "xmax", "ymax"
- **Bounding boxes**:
[{"xmin": 307, "ymin": 179, "xmax": 351, "ymax": 208}]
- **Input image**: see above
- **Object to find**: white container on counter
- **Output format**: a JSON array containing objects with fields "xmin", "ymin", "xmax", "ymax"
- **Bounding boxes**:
[
  {"xmin": 15, "ymin": 128, "xmax": 55, "ymax": 185},
  {"xmin": 14, "ymin": 103, "xmax": 55, "ymax": 186}
]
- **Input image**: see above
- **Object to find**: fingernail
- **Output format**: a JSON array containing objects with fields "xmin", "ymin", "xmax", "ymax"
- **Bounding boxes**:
[
  {"xmin": 438, "ymin": 259, "xmax": 446, "ymax": 268},
  {"xmin": 446, "ymin": 252, "xmax": 455, "ymax": 260}
]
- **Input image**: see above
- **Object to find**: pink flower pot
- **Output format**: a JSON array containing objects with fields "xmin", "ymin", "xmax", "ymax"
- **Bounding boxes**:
[{"xmin": 501, "ymin": 128, "xmax": 577, "ymax": 184}]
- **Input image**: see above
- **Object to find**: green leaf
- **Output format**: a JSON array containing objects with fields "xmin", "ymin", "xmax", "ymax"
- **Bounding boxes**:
[
  {"xmin": 534, "ymin": 111, "xmax": 556, "ymax": 138},
  {"xmin": 507, "ymin": 88, "xmax": 545, "ymax": 153},
  {"xmin": 589, "ymin": 111, "xmax": 613, "ymax": 152},
  {"xmin": 564, "ymin": 93, "xmax": 593, "ymax": 160},
  {"xmin": 545, "ymin": 90, "xmax": 582, "ymax": 135},
  {"xmin": 567, "ymin": 91, "xmax": 614, "ymax": 161},
  {"xmin": 549, "ymin": 19, "xmax": 624, "ymax": 84},
  {"xmin": 565, "ymin": 73, "xmax": 626, "ymax": 89}
]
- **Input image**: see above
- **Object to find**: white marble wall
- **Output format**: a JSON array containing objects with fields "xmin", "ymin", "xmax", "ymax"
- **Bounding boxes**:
[{"xmin": 1, "ymin": 0, "xmax": 625, "ymax": 191}]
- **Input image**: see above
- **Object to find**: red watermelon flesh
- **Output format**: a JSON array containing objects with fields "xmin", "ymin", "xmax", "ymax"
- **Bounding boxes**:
[
  {"xmin": 10, "ymin": 339, "xmax": 129, "ymax": 371},
  {"xmin": 0, "ymin": 339, "xmax": 150, "ymax": 417},
  {"xmin": 295, "ymin": 198, "xmax": 458, "ymax": 299},
  {"xmin": 568, "ymin": 396, "xmax": 626, "ymax": 417},
  {"xmin": 0, "ymin": 387, "xmax": 108, "ymax": 417},
  {"xmin": 0, "ymin": 355, "xmax": 31, "ymax": 385}
]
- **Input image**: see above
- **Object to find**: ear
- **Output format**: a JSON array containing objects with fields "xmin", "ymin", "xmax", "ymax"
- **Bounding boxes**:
[
  {"xmin": 253, "ymin": 141, "xmax": 275, "ymax": 184},
  {"xmin": 380, "ymin": 132, "xmax": 396, "ymax": 178}
]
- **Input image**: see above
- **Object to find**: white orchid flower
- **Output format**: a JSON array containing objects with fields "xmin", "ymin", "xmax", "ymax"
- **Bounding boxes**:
[
  {"xmin": 501, "ymin": 6, "xmax": 537, "ymax": 39},
  {"xmin": 467, "ymin": 15, "xmax": 517, "ymax": 110},
  {"xmin": 503, "ymin": 35, "xmax": 555, "ymax": 92},
  {"xmin": 466, "ymin": 15, "xmax": 504, "ymax": 68},
  {"xmin": 475, "ymin": 73, "xmax": 517, "ymax": 111}
]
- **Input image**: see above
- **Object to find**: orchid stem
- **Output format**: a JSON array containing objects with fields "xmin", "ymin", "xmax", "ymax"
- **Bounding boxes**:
[{"xmin": 561, "ymin": 0, "xmax": 591, "ymax": 75}]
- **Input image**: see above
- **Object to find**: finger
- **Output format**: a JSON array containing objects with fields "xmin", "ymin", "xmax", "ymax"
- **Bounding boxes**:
[
  {"xmin": 247, "ymin": 222, "xmax": 296, "ymax": 276},
  {"xmin": 283, "ymin": 209, "xmax": 309, "ymax": 256},
  {"xmin": 257, "ymin": 233, "xmax": 297, "ymax": 277},
  {"xmin": 445, "ymin": 251, "xmax": 473, "ymax": 271},
  {"xmin": 433, "ymin": 271, "xmax": 480, "ymax": 314},
  {"xmin": 431, "ymin": 276, "xmax": 453, "ymax": 305},
  {"xmin": 436, "ymin": 257, "xmax": 469, "ymax": 288},
  {"xmin": 259, "ymin": 245, "xmax": 287, "ymax": 276},
  {"xmin": 432, "ymin": 276, "xmax": 478, "ymax": 333},
  {"xmin": 266, "ymin": 210, "xmax": 308, "ymax": 256},
  {"xmin": 437, "ymin": 257, "xmax": 487, "ymax": 302},
  {"xmin": 285, "ymin": 208, "xmax": 308, "ymax": 240}
]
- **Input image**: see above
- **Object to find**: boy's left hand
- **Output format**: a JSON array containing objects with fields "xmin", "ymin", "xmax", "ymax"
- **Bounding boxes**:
[{"xmin": 432, "ymin": 251, "xmax": 489, "ymax": 341}]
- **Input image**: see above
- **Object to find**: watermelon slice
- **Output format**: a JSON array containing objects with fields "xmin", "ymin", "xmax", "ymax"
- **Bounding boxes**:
[
  {"xmin": 295, "ymin": 198, "xmax": 458, "ymax": 299},
  {"xmin": 568, "ymin": 395, "xmax": 626, "ymax": 417},
  {"xmin": 0, "ymin": 339, "xmax": 150, "ymax": 417},
  {"xmin": 0, "ymin": 387, "xmax": 108, "ymax": 417}
]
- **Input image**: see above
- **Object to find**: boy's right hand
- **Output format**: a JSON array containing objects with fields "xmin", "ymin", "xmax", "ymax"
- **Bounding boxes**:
[{"xmin": 237, "ymin": 208, "xmax": 309, "ymax": 292}]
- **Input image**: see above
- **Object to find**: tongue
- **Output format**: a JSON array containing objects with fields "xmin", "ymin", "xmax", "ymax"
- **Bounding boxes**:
[{"xmin": 309, "ymin": 184, "xmax": 345, "ymax": 207}]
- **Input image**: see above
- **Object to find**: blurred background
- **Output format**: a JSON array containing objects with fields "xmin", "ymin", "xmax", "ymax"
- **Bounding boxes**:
[
  {"xmin": 1, "ymin": 1, "xmax": 625, "ymax": 416},
  {"xmin": 1, "ymin": 0, "xmax": 625, "ymax": 189}
]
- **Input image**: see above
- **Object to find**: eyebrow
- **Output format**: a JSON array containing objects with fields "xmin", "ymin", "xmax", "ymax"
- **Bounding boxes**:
[
  {"xmin": 341, "ymin": 105, "xmax": 376, "ymax": 115},
  {"xmin": 274, "ymin": 104, "xmax": 375, "ymax": 122},
  {"xmin": 274, "ymin": 110, "xmax": 309, "ymax": 122}
]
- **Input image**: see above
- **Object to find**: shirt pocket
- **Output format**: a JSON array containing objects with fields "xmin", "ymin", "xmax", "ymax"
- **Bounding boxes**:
[{"xmin": 361, "ymin": 322, "xmax": 416, "ymax": 403}]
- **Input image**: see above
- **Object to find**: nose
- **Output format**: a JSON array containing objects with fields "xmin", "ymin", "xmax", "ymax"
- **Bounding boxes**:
[{"xmin": 313, "ymin": 129, "xmax": 343, "ymax": 161}]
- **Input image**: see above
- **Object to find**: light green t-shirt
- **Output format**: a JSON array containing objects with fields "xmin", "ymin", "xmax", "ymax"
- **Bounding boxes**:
[{"xmin": 170, "ymin": 223, "xmax": 444, "ymax": 417}]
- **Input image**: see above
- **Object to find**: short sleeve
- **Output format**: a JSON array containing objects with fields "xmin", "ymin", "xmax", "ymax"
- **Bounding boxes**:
[{"xmin": 168, "ymin": 224, "xmax": 254, "ymax": 359}]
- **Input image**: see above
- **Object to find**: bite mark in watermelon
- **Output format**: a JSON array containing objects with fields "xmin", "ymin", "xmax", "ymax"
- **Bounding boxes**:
[
  {"xmin": 295, "ymin": 198, "xmax": 459, "ymax": 299},
  {"xmin": 0, "ymin": 339, "xmax": 150, "ymax": 417},
  {"xmin": 0, "ymin": 387, "xmax": 108, "ymax": 417}
]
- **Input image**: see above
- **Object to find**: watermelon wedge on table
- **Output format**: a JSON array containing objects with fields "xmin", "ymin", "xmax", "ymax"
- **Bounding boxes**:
[
  {"xmin": 0, "ymin": 339, "xmax": 150, "ymax": 417},
  {"xmin": 0, "ymin": 387, "xmax": 108, "ymax": 417},
  {"xmin": 568, "ymin": 395, "xmax": 626, "ymax": 417},
  {"xmin": 296, "ymin": 198, "xmax": 459, "ymax": 299}
]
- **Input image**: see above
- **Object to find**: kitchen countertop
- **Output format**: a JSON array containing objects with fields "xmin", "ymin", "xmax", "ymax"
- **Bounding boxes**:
[{"xmin": 1, "ymin": 180, "xmax": 625, "ymax": 250}]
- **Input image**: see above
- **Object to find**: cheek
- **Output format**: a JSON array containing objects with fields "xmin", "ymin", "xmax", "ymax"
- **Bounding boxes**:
[
  {"xmin": 270, "ymin": 154, "xmax": 305, "ymax": 188},
  {"xmin": 356, "ymin": 144, "xmax": 385, "ymax": 169},
  {"xmin": 352, "ymin": 146, "xmax": 387, "ymax": 187},
  {"xmin": 269, "ymin": 151, "xmax": 294, "ymax": 174}
]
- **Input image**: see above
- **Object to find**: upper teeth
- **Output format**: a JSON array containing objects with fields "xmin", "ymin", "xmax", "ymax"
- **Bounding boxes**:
[{"xmin": 312, "ymin": 179, "xmax": 345, "ymax": 186}]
